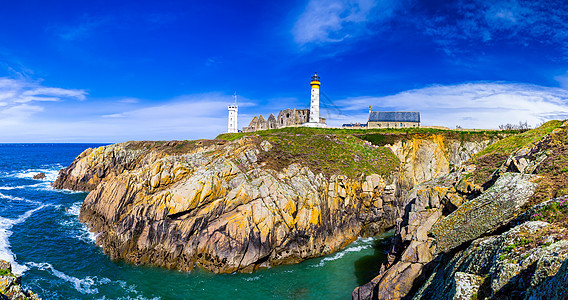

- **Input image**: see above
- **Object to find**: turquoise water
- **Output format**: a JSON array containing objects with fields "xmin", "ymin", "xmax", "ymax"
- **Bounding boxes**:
[{"xmin": 0, "ymin": 144, "xmax": 391, "ymax": 299}]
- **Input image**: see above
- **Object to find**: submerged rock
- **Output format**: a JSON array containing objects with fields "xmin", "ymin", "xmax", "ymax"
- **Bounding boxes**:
[{"xmin": 32, "ymin": 173, "xmax": 45, "ymax": 180}]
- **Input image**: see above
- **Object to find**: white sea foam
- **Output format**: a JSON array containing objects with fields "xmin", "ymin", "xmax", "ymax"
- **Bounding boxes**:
[
  {"xmin": 66, "ymin": 201, "xmax": 82, "ymax": 217},
  {"xmin": 0, "ymin": 205, "xmax": 47, "ymax": 274},
  {"xmin": 14, "ymin": 168, "xmax": 59, "ymax": 181},
  {"xmin": 27, "ymin": 261, "xmax": 110, "ymax": 294},
  {"xmin": 0, "ymin": 192, "xmax": 43, "ymax": 206},
  {"xmin": 60, "ymin": 201, "xmax": 97, "ymax": 244},
  {"xmin": 0, "ymin": 185, "xmax": 31, "ymax": 190},
  {"xmin": 0, "ymin": 192, "xmax": 26, "ymax": 201},
  {"xmin": 243, "ymin": 275, "xmax": 261, "ymax": 281},
  {"xmin": 312, "ymin": 239, "xmax": 374, "ymax": 268}
]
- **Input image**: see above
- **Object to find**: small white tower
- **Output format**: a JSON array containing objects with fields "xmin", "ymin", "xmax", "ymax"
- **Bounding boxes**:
[
  {"xmin": 228, "ymin": 93, "xmax": 238, "ymax": 133},
  {"xmin": 309, "ymin": 72, "xmax": 320, "ymax": 123}
]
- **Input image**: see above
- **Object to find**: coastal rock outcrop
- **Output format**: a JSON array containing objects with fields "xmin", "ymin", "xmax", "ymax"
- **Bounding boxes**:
[
  {"xmin": 59, "ymin": 136, "xmax": 401, "ymax": 273},
  {"xmin": 354, "ymin": 120, "xmax": 568, "ymax": 300},
  {"xmin": 0, "ymin": 261, "xmax": 40, "ymax": 300},
  {"xmin": 55, "ymin": 130, "xmax": 499, "ymax": 273}
]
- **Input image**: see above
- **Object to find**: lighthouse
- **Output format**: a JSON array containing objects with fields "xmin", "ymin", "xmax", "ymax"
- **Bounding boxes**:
[
  {"xmin": 309, "ymin": 72, "xmax": 320, "ymax": 123},
  {"xmin": 304, "ymin": 72, "xmax": 326, "ymax": 128},
  {"xmin": 227, "ymin": 93, "xmax": 238, "ymax": 133}
]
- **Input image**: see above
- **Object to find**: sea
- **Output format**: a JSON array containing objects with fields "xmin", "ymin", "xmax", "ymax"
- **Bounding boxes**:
[{"xmin": 0, "ymin": 143, "xmax": 391, "ymax": 300}]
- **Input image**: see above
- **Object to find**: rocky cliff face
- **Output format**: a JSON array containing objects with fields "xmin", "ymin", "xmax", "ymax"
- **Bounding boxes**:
[
  {"xmin": 54, "ymin": 130, "xmax": 497, "ymax": 273},
  {"xmin": 0, "ymin": 261, "xmax": 40, "ymax": 300},
  {"xmin": 384, "ymin": 134, "xmax": 492, "ymax": 192},
  {"xmin": 353, "ymin": 120, "xmax": 568, "ymax": 300}
]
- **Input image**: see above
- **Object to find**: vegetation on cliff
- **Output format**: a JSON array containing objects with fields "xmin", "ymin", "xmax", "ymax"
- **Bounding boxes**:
[
  {"xmin": 354, "ymin": 120, "xmax": 568, "ymax": 300},
  {"xmin": 0, "ymin": 261, "xmax": 40, "ymax": 300},
  {"xmin": 467, "ymin": 120, "xmax": 562, "ymax": 187},
  {"xmin": 217, "ymin": 126, "xmax": 515, "ymax": 179}
]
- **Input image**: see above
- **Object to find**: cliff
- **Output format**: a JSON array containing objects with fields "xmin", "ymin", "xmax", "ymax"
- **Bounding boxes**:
[
  {"xmin": 0, "ymin": 261, "xmax": 40, "ymax": 300},
  {"xmin": 53, "ymin": 128, "xmax": 503, "ymax": 273},
  {"xmin": 353, "ymin": 120, "xmax": 568, "ymax": 299}
]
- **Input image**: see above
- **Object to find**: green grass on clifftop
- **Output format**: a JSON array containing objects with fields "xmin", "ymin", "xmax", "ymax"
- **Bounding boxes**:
[
  {"xmin": 256, "ymin": 133, "xmax": 400, "ymax": 179},
  {"xmin": 217, "ymin": 126, "xmax": 515, "ymax": 142},
  {"xmin": 218, "ymin": 126, "xmax": 518, "ymax": 179},
  {"xmin": 468, "ymin": 120, "xmax": 563, "ymax": 186}
]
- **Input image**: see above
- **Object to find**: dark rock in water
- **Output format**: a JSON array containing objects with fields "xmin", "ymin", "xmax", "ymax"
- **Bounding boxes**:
[
  {"xmin": 0, "ymin": 260, "xmax": 41, "ymax": 300},
  {"xmin": 32, "ymin": 173, "xmax": 45, "ymax": 180}
]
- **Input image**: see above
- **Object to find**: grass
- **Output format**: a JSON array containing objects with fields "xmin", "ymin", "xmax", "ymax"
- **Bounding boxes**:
[
  {"xmin": 256, "ymin": 133, "xmax": 400, "ymax": 178},
  {"xmin": 467, "ymin": 120, "xmax": 563, "ymax": 186},
  {"xmin": 531, "ymin": 198, "xmax": 568, "ymax": 227},
  {"xmin": 223, "ymin": 126, "xmax": 517, "ymax": 179},
  {"xmin": 123, "ymin": 139, "xmax": 227, "ymax": 155},
  {"xmin": 216, "ymin": 126, "xmax": 517, "ymax": 142},
  {"xmin": 0, "ymin": 268, "xmax": 11, "ymax": 276},
  {"xmin": 474, "ymin": 120, "xmax": 562, "ymax": 158}
]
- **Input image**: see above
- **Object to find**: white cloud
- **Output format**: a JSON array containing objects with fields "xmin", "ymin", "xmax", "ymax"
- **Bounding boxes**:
[
  {"xmin": 419, "ymin": 0, "xmax": 568, "ymax": 55},
  {"xmin": 0, "ymin": 88, "xmax": 255, "ymax": 143},
  {"xmin": 292, "ymin": 0, "xmax": 396, "ymax": 46},
  {"xmin": 332, "ymin": 82, "xmax": 568, "ymax": 129},
  {"xmin": 0, "ymin": 77, "xmax": 87, "ymax": 126}
]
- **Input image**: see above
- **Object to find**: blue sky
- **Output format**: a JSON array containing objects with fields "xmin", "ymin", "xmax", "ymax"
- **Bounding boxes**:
[{"xmin": 1, "ymin": 0, "xmax": 568, "ymax": 142}]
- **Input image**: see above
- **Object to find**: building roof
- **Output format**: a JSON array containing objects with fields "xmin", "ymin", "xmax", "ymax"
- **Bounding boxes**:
[{"xmin": 368, "ymin": 111, "xmax": 420, "ymax": 123}]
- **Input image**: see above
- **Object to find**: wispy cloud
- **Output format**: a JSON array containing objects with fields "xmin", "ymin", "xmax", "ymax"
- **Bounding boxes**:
[
  {"xmin": 49, "ymin": 16, "xmax": 110, "ymax": 41},
  {"xmin": 292, "ymin": 0, "xmax": 398, "ymax": 46},
  {"xmin": 0, "ymin": 77, "xmax": 87, "ymax": 126},
  {"xmin": 333, "ymin": 82, "xmax": 568, "ymax": 128},
  {"xmin": 0, "ymin": 85, "xmax": 255, "ymax": 142},
  {"xmin": 417, "ymin": 0, "xmax": 568, "ymax": 56}
]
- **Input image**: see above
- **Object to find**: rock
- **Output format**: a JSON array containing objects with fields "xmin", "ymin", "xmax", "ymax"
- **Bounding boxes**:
[
  {"xmin": 260, "ymin": 140, "xmax": 272, "ymax": 152},
  {"xmin": 451, "ymin": 272, "xmax": 483, "ymax": 300},
  {"xmin": 32, "ymin": 173, "xmax": 45, "ymax": 180},
  {"xmin": 0, "ymin": 260, "xmax": 41, "ymax": 300},
  {"xmin": 55, "ymin": 133, "xmax": 496, "ymax": 274},
  {"xmin": 72, "ymin": 139, "xmax": 402, "ymax": 273},
  {"xmin": 353, "ymin": 171, "xmax": 537, "ymax": 299},
  {"xmin": 412, "ymin": 221, "xmax": 568, "ymax": 300},
  {"xmin": 431, "ymin": 173, "xmax": 538, "ymax": 254}
]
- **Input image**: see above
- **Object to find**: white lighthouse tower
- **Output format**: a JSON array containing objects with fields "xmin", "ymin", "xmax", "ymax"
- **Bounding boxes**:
[
  {"xmin": 227, "ymin": 93, "xmax": 238, "ymax": 133},
  {"xmin": 304, "ymin": 72, "xmax": 326, "ymax": 128}
]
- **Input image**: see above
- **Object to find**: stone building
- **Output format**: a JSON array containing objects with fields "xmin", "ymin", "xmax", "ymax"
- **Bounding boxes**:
[
  {"xmin": 367, "ymin": 106, "xmax": 420, "ymax": 128},
  {"xmin": 277, "ymin": 109, "xmax": 309, "ymax": 127},
  {"xmin": 243, "ymin": 109, "xmax": 325, "ymax": 132}
]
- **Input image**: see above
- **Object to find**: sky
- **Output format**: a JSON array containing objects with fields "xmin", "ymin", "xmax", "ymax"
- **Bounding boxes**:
[{"xmin": 1, "ymin": 0, "xmax": 568, "ymax": 142}]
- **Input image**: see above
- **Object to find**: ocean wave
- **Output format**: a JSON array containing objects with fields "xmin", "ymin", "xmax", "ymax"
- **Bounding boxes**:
[
  {"xmin": 0, "ymin": 205, "xmax": 47, "ymax": 274},
  {"xmin": 0, "ymin": 192, "xmax": 26, "ymax": 201},
  {"xmin": 98, "ymin": 296, "xmax": 162, "ymax": 300},
  {"xmin": 312, "ymin": 238, "xmax": 375, "ymax": 268},
  {"xmin": 243, "ymin": 275, "xmax": 261, "ymax": 281},
  {"xmin": 66, "ymin": 201, "xmax": 82, "ymax": 217},
  {"xmin": 0, "ymin": 184, "xmax": 37, "ymax": 190},
  {"xmin": 26, "ymin": 262, "xmax": 109, "ymax": 294},
  {"xmin": 13, "ymin": 168, "xmax": 60, "ymax": 182},
  {"xmin": 60, "ymin": 201, "xmax": 97, "ymax": 244},
  {"xmin": 0, "ymin": 192, "xmax": 42, "ymax": 206}
]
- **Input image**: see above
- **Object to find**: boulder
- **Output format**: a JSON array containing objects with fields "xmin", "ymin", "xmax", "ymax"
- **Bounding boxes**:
[{"xmin": 32, "ymin": 173, "xmax": 45, "ymax": 180}]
